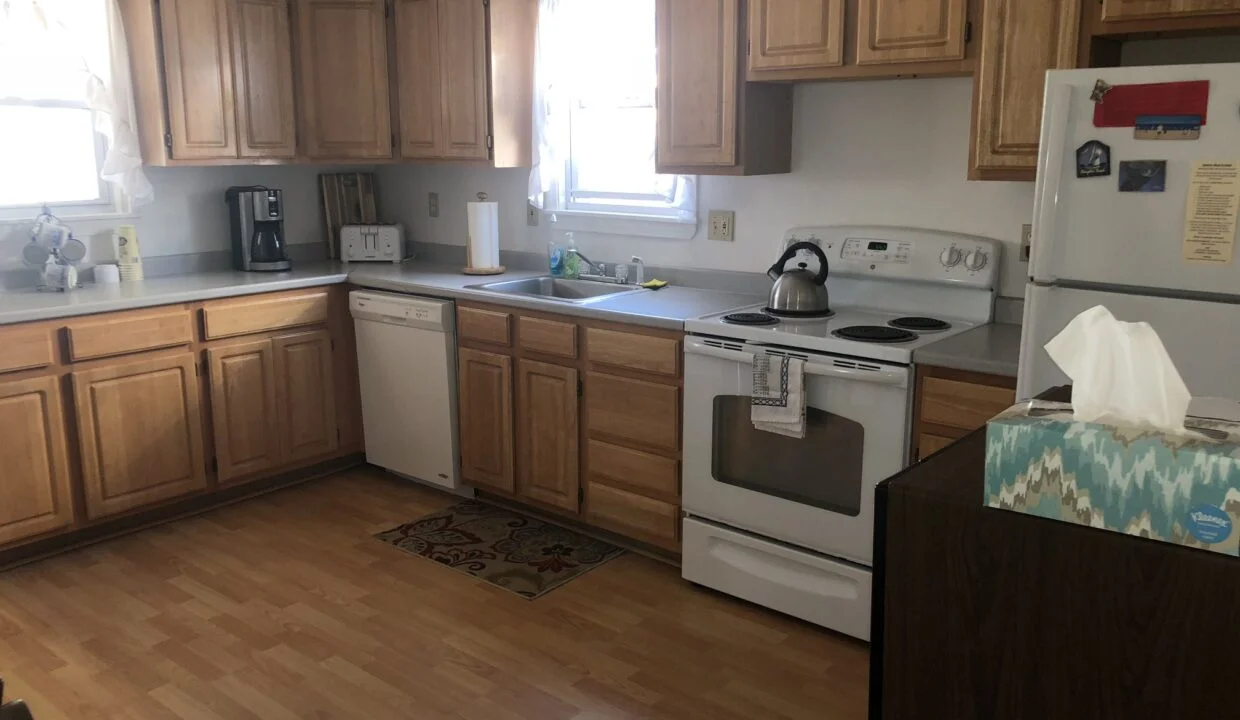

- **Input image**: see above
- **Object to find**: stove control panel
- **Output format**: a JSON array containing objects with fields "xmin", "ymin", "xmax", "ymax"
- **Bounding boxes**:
[{"xmin": 841, "ymin": 238, "xmax": 912, "ymax": 264}]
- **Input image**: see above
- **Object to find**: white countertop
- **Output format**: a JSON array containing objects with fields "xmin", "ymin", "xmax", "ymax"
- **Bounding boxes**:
[{"xmin": 0, "ymin": 262, "xmax": 764, "ymax": 331}]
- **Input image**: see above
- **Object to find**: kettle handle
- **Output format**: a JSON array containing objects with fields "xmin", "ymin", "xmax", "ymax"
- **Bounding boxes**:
[{"xmin": 768, "ymin": 242, "xmax": 830, "ymax": 284}]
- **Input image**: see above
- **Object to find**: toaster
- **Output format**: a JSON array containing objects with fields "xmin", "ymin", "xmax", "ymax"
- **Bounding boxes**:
[{"xmin": 341, "ymin": 225, "xmax": 407, "ymax": 264}]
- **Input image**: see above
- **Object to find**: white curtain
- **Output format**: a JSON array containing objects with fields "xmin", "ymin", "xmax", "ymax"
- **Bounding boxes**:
[
  {"xmin": 528, "ymin": 0, "xmax": 568, "ymax": 209},
  {"xmin": 1, "ymin": 0, "xmax": 154, "ymax": 206}
]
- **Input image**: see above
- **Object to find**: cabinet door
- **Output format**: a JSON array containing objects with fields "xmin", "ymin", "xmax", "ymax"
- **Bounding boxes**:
[
  {"xmin": 394, "ymin": 0, "xmax": 443, "ymax": 158},
  {"xmin": 516, "ymin": 360, "xmax": 579, "ymax": 513},
  {"xmin": 437, "ymin": 0, "xmax": 491, "ymax": 159},
  {"xmin": 232, "ymin": 0, "xmax": 297, "ymax": 157},
  {"xmin": 1102, "ymin": 0, "xmax": 1240, "ymax": 19},
  {"xmin": 295, "ymin": 0, "xmax": 392, "ymax": 159},
  {"xmin": 0, "ymin": 376, "xmax": 74, "ymax": 546},
  {"xmin": 970, "ymin": 0, "xmax": 1080, "ymax": 179},
  {"xmin": 656, "ymin": 0, "xmax": 738, "ymax": 167},
  {"xmin": 273, "ymin": 330, "xmax": 338, "ymax": 463},
  {"xmin": 748, "ymin": 0, "xmax": 844, "ymax": 71},
  {"xmin": 855, "ymin": 0, "xmax": 967, "ymax": 65},
  {"xmin": 458, "ymin": 348, "xmax": 514, "ymax": 492},
  {"xmin": 208, "ymin": 338, "xmax": 281, "ymax": 482},
  {"xmin": 72, "ymin": 353, "xmax": 207, "ymax": 520},
  {"xmin": 159, "ymin": 0, "xmax": 238, "ymax": 159}
]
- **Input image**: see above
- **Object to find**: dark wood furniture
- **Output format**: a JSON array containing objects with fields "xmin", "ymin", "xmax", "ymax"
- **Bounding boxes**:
[{"xmin": 872, "ymin": 387, "xmax": 1240, "ymax": 718}]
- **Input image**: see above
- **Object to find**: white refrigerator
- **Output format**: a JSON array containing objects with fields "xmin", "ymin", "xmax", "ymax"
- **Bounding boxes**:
[{"xmin": 1018, "ymin": 62, "xmax": 1240, "ymax": 401}]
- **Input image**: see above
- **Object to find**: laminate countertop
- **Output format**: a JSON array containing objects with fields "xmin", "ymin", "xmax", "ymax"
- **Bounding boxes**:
[
  {"xmin": 912, "ymin": 322, "xmax": 1022, "ymax": 377},
  {"xmin": 0, "ymin": 263, "xmax": 764, "ymax": 331}
]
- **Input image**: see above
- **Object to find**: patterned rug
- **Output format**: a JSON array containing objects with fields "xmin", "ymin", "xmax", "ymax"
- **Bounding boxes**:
[{"xmin": 374, "ymin": 500, "xmax": 625, "ymax": 599}]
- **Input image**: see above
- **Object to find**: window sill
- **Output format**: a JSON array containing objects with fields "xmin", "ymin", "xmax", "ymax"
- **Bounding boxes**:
[
  {"xmin": 0, "ymin": 211, "xmax": 138, "ymax": 227},
  {"xmin": 550, "ymin": 208, "xmax": 697, "ymax": 240}
]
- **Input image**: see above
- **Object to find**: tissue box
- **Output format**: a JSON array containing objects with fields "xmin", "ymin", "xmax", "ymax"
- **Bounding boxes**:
[{"xmin": 985, "ymin": 401, "xmax": 1240, "ymax": 556}]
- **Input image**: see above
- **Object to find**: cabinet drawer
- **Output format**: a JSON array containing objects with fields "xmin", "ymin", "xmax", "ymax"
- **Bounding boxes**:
[
  {"xmin": 586, "ymin": 328, "xmax": 680, "ymax": 378},
  {"xmin": 67, "ymin": 308, "xmax": 194, "ymax": 361},
  {"xmin": 587, "ymin": 482, "xmax": 679, "ymax": 549},
  {"xmin": 586, "ymin": 372, "xmax": 680, "ymax": 452},
  {"xmin": 203, "ymin": 289, "xmax": 330, "ymax": 339},
  {"xmin": 0, "ymin": 325, "xmax": 55, "ymax": 373},
  {"xmin": 921, "ymin": 377, "xmax": 1015, "ymax": 430},
  {"xmin": 588, "ymin": 440, "xmax": 679, "ymax": 500},
  {"xmin": 458, "ymin": 306, "xmax": 512, "ymax": 347},
  {"xmin": 518, "ymin": 316, "xmax": 577, "ymax": 359}
]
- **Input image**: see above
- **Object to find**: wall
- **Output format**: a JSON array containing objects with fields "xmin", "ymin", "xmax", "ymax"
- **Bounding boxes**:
[{"xmin": 377, "ymin": 77, "xmax": 1037, "ymax": 298}]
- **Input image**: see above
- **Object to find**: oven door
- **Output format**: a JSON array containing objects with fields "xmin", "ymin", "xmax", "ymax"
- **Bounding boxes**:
[{"xmin": 683, "ymin": 337, "xmax": 911, "ymax": 566}]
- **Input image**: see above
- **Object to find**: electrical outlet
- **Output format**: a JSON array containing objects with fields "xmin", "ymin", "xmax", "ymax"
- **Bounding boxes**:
[
  {"xmin": 1021, "ymin": 223, "xmax": 1033, "ymax": 262},
  {"xmin": 708, "ymin": 210, "xmax": 735, "ymax": 242},
  {"xmin": 527, "ymin": 203, "xmax": 540, "ymax": 227},
  {"xmin": 428, "ymin": 192, "xmax": 440, "ymax": 218}
]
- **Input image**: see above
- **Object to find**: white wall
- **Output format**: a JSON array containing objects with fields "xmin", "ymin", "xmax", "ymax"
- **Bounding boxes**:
[{"xmin": 378, "ymin": 77, "xmax": 1037, "ymax": 298}]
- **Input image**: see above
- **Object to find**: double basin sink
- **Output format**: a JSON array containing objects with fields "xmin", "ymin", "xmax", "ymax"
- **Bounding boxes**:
[{"xmin": 468, "ymin": 276, "xmax": 644, "ymax": 305}]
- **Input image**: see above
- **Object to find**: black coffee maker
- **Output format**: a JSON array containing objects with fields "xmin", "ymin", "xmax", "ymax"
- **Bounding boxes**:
[{"xmin": 226, "ymin": 186, "xmax": 292, "ymax": 272}]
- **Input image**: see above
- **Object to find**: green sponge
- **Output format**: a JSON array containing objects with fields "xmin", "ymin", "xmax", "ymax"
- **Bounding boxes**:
[{"xmin": 640, "ymin": 279, "xmax": 668, "ymax": 290}]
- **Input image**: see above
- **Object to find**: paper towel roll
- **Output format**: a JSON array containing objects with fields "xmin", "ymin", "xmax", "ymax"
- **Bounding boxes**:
[{"xmin": 467, "ymin": 201, "xmax": 500, "ymax": 270}]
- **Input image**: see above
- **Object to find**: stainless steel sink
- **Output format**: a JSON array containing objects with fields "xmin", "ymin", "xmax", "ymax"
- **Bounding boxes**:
[{"xmin": 469, "ymin": 276, "xmax": 642, "ymax": 304}]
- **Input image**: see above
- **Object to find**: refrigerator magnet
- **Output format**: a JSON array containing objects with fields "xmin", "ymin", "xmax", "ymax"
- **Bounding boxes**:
[
  {"xmin": 1134, "ymin": 115, "xmax": 1202, "ymax": 140},
  {"xmin": 1119, "ymin": 161, "xmax": 1167, "ymax": 193},
  {"xmin": 1076, "ymin": 141, "xmax": 1111, "ymax": 178}
]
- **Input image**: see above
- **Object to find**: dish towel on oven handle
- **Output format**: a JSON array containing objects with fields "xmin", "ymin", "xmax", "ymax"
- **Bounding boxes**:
[{"xmin": 751, "ymin": 352, "xmax": 806, "ymax": 439}]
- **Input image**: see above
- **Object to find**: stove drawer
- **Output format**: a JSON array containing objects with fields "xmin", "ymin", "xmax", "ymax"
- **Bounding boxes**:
[{"xmin": 682, "ymin": 517, "xmax": 872, "ymax": 641}]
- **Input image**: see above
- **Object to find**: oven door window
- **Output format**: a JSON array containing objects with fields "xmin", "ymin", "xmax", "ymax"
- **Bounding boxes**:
[{"xmin": 711, "ymin": 396, "xmax": 863, "ymax": 516}]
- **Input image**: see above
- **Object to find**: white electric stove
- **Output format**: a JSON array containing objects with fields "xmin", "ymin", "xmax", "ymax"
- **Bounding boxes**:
[{"xmin": 681, "ymin": 226, "xmax": 1001, "ymax": 641}]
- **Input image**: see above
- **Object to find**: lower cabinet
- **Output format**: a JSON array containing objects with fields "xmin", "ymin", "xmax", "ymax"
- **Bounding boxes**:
[
  {"xmin": 911, "ymin": 365, "xmax": 1016, "ymax": 461},
  {"xmin": 458, "ymin": 347, "xmax": 515, "ymax": 492},
  {"xmin": 208, "ymin": 337, "xmax": 281, "ymax": 482},
  {"xmin": 586, "ymin": 482, "xmax": 680, "ymax": 550},
  {"xmin": 516, "ymin": 359, "xmax": 579, "ymax": 512},
  {"xmin": 72, "ymin": 353, "xmax": 208, "ymax": 520},
  {"xmin": 0, "ymin": 376, "xmax": 74, "ymax": 545},
  {"xmin": 273, "ymin": 329, "xmax": 338, "ymax": 462}
]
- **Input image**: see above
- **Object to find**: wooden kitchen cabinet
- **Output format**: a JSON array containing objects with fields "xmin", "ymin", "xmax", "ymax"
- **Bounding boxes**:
[
  {"xmin": 516, "ymin": 359, "xmax": 580, "ymax": 512},
  {"xmin": 970, "ymin": 0, "xmax": 1081, "ymax": 180},
  {"xmin": 656, "ymin": 0, "xmax": 793, "ymax": 175},
  {"xmin": 207, "ymin": 338, "xmax": 281, "ymax": 482},
  {"xmin": 1101, "ymin": 0, "xmax": 1240, "ymax": 19},
  {"xmin": 458, "ymin": 347, "xmax": 516, "ymax": 492},
  {"xmin": 748, "ymin": 0, "xmax": 845, "ymax": 72},
  {"xmin": 911, "ymin": 365, "xmax": 1015, "ymax": 462},
  {"xmin": 273, "ymin": 330, "xmax": 338, "ymax": 463},
  {"xmin": 72, "ymin": 353, "xmax": 208, "ymax": 520},
  {"xmin": 0, "ymin": 376, "xmax": 74, "ymax": 546},
  {"xmin": 158, "ymin": 0, "xmax": 238, "ymax": 160},
  {"xmin": 295, "ymin": 0, "xmax": 393, "ymax": 159},
  {"xmin": 855, "ymin": 0, "xmax": 968, "ymax": 65},
  {"xmin": 232, "ymin": 0, "xmax": 298, "ymax": 158}
]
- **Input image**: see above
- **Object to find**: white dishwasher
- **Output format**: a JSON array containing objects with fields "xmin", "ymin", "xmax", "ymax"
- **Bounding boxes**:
[{"xmin": 350, "ymin": 290, "xmax": 463, "ymax": 493}]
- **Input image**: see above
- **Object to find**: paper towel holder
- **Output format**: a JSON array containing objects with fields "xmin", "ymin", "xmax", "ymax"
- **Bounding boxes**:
[{"xmin": 463, "ymin": 192, "xmax": 506, "ymax": 276}]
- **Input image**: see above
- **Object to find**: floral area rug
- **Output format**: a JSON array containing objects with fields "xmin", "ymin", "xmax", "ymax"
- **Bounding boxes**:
[{"xmin": 374, "ymin": 500, "xmax": 625, "ymax": 599}]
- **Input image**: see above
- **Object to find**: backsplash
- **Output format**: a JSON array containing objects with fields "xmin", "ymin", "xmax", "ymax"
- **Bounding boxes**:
[{"xmin": 377, "ymin": 77, "xmax": 1037, "ymax": 299}]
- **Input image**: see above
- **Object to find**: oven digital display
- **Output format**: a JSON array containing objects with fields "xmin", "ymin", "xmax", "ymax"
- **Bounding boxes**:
[{"xmin": 867, "ymin": 241, "xmax": 888, "ymax": 251}]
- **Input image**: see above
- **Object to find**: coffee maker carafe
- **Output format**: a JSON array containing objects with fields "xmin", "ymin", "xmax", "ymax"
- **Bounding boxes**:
[{"xmin": 226, "ymin": 186, "xmax": 292, "ymax": 272}]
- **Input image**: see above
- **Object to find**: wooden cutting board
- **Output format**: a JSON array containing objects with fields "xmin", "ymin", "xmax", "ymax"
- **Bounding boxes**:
[{"xmin": 319, "ymin": 173, "xmax": 379, "ymax": 259}]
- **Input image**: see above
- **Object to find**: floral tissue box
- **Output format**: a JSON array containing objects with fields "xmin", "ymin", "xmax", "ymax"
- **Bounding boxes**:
[{"xmin": 984, "ymin": 400, "xmax": 1240, "ymax": 557}]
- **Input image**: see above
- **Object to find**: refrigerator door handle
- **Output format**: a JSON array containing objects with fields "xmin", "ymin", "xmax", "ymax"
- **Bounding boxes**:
[{"xmin": 1031, "ymin": 83, "xmax": 1073, "ymax": 282}]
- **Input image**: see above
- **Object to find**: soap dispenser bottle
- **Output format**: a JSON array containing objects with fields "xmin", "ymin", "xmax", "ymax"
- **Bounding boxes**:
[{"xmin": 564, "ymin": 232, "xmax": 580, "ymax": 279}]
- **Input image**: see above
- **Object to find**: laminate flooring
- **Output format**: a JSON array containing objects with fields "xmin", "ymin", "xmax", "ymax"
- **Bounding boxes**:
[{"xmin": 0, "ymin": 467, "xmax": 869, "ymax": 719}]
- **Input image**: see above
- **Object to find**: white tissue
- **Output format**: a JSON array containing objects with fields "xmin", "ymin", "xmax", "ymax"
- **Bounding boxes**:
[{"xmin": 1044, "ymin": 305, "xmax": 1190, "ymax": 432}]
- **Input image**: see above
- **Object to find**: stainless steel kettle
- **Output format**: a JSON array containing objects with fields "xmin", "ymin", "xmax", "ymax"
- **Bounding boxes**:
[{"xmin": 766, "ymin": 242, "xmax": 831, "ymax": 317}]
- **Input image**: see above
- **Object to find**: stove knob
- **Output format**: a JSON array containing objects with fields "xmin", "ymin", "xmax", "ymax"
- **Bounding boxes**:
[
  {"xmin": 939, "ymin": 247, "xmax": 963, "ymax": 268},
  {"xmin": 964, "ymin": 250, "xmax": 989, "ymax": 271}
]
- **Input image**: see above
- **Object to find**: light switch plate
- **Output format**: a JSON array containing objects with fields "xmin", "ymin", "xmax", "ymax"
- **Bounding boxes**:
[
  {"xmin": 708, "ymin": 210, "xmax": 735, "ymax": 242},
  {"xmin": 527, "ymin": 203, "xmax": 540, "ymax": 227},
  {"xmin": 1021, "ymin": 223, "xmax": 1033, "ymax": 262},
  {"xmin": 429, "ymin": 192, "xmax": 440, "ymax": 218}
]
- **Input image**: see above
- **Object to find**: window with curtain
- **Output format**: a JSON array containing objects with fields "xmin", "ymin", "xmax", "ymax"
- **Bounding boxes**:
[
  {"xmin": 530, "ymin": 0, "xmax": 697, "ymax": 239},
  {"xmin": 0, "ymin": 0, "xmax": 151, "ymax": 219}
]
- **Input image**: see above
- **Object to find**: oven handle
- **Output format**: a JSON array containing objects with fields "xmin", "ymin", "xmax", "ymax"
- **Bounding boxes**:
[{"xmin": 685, "ymin": 339, "xmax": 908, "ymax": 388}]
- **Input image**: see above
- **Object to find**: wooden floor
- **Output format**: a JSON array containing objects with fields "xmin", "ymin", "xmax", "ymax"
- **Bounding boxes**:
[{"xmin": 0, "ymin": 468, "xmax": 869, "ymax": 720}]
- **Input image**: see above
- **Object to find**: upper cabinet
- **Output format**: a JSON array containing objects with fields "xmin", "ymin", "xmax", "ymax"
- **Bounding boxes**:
[
  {"xmin": 656, "ymin": 0, "xmax": 793, "ymax": 175},
  {"xmin": 746, "ymin": 0, "xmax": 972, "ymax": 81},
  {"xmin": 1101, "ymin": 0, "xmax": 1240, "ymax": 19},
  {"xmin": 295, "ymin": 0, "xmax": 393, "ymax": 160},
  {"xmin": 969, "ymin": 0, "xmax": 1080, "ymax": 180},
  {"xmin": 748, "ymin": 0, "xmax": 845, "ymax": 72},
  {"xmin": 126, "ymin": 0, "xmax": 296, "ymax": 163}
]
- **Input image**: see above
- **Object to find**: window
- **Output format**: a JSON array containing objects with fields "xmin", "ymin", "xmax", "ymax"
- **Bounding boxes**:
[
  {"xmin": 0, "ymin": 0, "xmax": 117, "ymax": 218},
  {"xmin": 534, "ymin": 0, "xmax": 697, "ymax": 239}
]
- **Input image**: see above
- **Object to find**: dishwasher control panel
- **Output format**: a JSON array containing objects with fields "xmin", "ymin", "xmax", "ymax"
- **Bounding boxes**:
[{"xmin": 349, "ymin": 290, "xmax": 454, "ymax": 331}]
